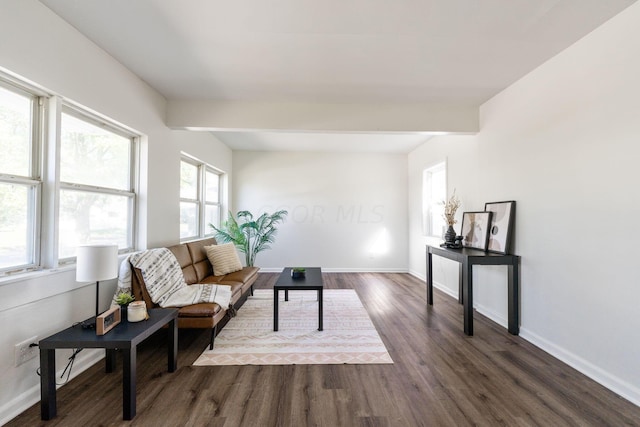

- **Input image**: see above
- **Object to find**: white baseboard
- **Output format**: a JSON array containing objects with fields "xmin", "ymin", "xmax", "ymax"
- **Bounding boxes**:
[
  {"xmin": 258, "ymin": 267, "xmax": 409, "ymax": 273},
  {"xmin": 408, "ymin": 270, "xmax": 640, "ymax": 407},
  {"xmin": 408, "ymin": 269, "xmax": 425, "ymax": 281},
  {"xmin": 519, "ymin": 327, "xmax": 640, "ymax": 407},
  {"xmin": 0, "ymin": 349, "xmax": 104, "ymax": 426}
]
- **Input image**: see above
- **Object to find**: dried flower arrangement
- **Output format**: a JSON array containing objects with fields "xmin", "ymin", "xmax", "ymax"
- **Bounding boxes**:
[{"xmin": 442, "ymin": 191, "xmax": 461, "ymax": 226}]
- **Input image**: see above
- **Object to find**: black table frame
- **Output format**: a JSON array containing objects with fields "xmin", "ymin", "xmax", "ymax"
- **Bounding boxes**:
[
  {"xmin": 39, "ymin": 308, "xmax": 178, "ymax": 421},
  {"xmin": 426, "ymin": 245, "xmax": 520, "ymax": 336},
  {"xmin": 274, "ymin": 267, "xmax": 323, "ymax": 331}
]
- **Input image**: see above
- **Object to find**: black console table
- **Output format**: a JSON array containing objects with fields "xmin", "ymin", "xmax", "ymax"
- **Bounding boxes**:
[
  {"xmin": 39, "ymin": 308, "xmax": 178, "ymax": 421},
  {"xmin": 426, "ymin": 245, "xmax": 520, "ymax": 336}
]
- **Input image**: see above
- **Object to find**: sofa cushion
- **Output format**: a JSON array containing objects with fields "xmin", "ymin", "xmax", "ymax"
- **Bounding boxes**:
[
  {"xmin": 177, "ymin": 302, "xmax": 222, "ymax": 318},
  {"xmin": 200, "ymin": 276, "xmax": 244, "ymax": 296},
  {"xmin": 222, "ymin": 266, "xmax": 259, "ymax": 284},
  {"xmin": 186, "ymin": 238, "xmax": 216, "ymax": 282},
  {"xmin": 204, "ymin": 243, "xmax": 242, "ymax": 276},
  {"xmin": 167, "ymin": 243, "xmax": 198, "ymax": 284}
]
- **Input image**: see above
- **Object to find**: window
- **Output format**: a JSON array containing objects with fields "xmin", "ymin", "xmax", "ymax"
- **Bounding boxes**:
[
  {"xmin": 58, "ymin": 107, "xmax": 136, "ymax": 260},
  {"xmin": 0, "ymin": 81, "xmax": 42, "ymax": 272},
  {"xmin": 0, "ymin": 71, "xmax": 139, "ymax": 275},
  {"xmin": 423, "ymin": 162, "xmax": 447, "ymax": 238},
  {"xmin": 180, "ymin": 156, "xmax": 221, "ymax": 241}
]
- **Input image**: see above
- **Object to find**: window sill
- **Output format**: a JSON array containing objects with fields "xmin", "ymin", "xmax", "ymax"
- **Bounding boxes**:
[{"xmin": 0, "ymin": 264, "xmax": 76, "ymax": 287}]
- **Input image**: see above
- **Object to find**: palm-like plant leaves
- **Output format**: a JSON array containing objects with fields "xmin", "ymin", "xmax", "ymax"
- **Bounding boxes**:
[{"xmin": 209, "ymin": 209, "xmax": 288, "ymax": 266}]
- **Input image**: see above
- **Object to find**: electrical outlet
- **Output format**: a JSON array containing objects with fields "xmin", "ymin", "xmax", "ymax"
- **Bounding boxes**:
[{"xmin": 14, "ymin": 336, "xmax": 38, "ymax": 367}]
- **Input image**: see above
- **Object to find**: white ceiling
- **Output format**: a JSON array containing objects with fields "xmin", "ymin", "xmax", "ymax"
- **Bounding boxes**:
[{"xmin": 39, "ymin": 0, "xmax": 636, "ymax": 152}]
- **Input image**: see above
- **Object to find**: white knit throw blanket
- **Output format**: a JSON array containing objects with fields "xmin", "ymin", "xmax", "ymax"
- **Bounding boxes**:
[{"xmin": 113, "ymin": 248, "xmax": 231, "ymax": 309}]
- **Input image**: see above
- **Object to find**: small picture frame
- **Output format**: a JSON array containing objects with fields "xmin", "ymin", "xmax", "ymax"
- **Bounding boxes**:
[
  {"xmin": 461, "ymin": 211, "xmax": 492, "ymax": 250},
  {"xmin": 96, "ymin": 306, "xmax": 121, "ymax": 336},
  {"xmin": 484, "ymin": 201, "xmax": 516, "ymax": 254}
]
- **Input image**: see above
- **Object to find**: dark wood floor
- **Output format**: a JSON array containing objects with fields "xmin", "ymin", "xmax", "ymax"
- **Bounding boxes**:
[{"xmin": 9, "ymin": 273, "xmax": 640, "ymax": 426}]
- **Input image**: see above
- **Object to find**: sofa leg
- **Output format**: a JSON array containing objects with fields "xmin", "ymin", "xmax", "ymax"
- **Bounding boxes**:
[
  {"xmin": 209, "ymin": 325, "xmax": 217, "ymax": 350},
  {"xmin": 250, "ymin": 285, "xmax": 254, "ymax": 296}
]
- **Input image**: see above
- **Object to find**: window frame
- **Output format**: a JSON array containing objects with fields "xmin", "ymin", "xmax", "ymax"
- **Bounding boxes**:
[
  {"xmin": 57, "ymin": 104, "xmax": 138, "ymax": 263},
  {"xmin": 0, "ymin": 70, "xmax": 141, "ymax": 277},
  {"xmin": 422, "ymin": 161, "xmax": 447, "ymax": 238},
  {"xmin": 180, "ymin": 155, "xmax": 222, "ymax": 242},
  {"xmin": 0, "ymin": 78, "xmax": 45, "ymax": 273}
]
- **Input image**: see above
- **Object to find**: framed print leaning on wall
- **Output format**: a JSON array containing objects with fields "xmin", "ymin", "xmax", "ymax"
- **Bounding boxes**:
[
  {"xmin": 461, "ymin": 211, "xmax": 492, "ymax": 250},
  {"xmin": 484, "ymin": 201, "xmax": 516, "ymax": 254}
]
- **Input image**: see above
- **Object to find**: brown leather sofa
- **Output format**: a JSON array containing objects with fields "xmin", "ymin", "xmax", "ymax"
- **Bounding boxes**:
[{"xmin": 130, "ymin": 238, "xmax": 259, "ymax": 349}]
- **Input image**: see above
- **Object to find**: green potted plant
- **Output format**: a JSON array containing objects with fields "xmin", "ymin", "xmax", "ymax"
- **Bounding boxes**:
[
  {"xmin": 115, "ymin": 292, "xmax": 135, "ymax": 320},
  {"xmin": 210, "ymin": 210, "xmax": 288, "ymax": 267},
  {"xmin": 291, "ymin": 267, "xmax": 306, "ymax": 279}
]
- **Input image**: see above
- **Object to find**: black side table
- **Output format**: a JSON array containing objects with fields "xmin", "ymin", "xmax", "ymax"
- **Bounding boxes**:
[
  {"xmin": 426, "ymin": 245, "xmax": 520, "ymax": 336},
  {"xmin": 39, "ymin": 308, "xmax": 178, "ymax": 421}
]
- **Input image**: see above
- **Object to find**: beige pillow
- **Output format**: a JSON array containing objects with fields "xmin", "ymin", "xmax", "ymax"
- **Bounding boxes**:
[{"xmin": 204, "ymin": 243, "xmax": 242, "ymax": 276}]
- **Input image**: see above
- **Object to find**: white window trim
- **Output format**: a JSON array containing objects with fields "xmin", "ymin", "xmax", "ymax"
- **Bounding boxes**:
[
  {"xmin": 180, "ymin": 154, "xmax": 223, "ymax": 242},
  {"xmin": 0, "ymin": 71, "xmax": 140, "ymax": 278},
  {"xmin": 0, "ymin": 77, "xmax": 45, "ymax": 273},
  {"xmin": 422, "ymin": 160, "xmax": 447, "ymax": 238},
  {"xmin": 57, "ymin": 104, "xmax": 138, "ymax": 263}
]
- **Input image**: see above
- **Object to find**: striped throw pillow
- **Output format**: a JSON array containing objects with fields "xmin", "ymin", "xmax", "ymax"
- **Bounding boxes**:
[{"xmin": 204, "ymin": 243, "xmax": 243, "ymax": 276}]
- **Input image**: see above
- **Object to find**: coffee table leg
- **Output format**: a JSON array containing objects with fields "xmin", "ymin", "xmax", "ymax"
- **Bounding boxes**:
[
  {"xmin": 274, "ymin": 289, "xmax": 279, "ymax": 331},
  {"xmin": 318, "ymin": 288, "xmax": 323, "ymax": 331},
  {"xmin": 285, "ymin": 289, "xmax": 289, "ymax": 301}
]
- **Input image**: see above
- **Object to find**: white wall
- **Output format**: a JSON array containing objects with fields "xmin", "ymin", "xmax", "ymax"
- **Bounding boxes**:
[
  {"xmin": 233, "ymin": 151, "xmax": 408, "ymax": 271},
  {"xmin": 0, "ymin": 1, "xmax": 231, "ymax": 424},
  {"xmin": 409, "ymin": 2, "xmax": 640, "ymax": 406}
]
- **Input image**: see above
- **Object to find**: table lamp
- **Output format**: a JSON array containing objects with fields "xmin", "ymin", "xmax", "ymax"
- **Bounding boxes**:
[{"xmin": 76, "ymin": 244, "xmax": 119, "ymax": 328}]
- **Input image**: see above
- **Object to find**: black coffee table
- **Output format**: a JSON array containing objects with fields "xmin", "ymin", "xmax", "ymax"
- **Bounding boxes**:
[{"xmin": 274, "ymin": 267, "xmax": 323, "ymax": 331}]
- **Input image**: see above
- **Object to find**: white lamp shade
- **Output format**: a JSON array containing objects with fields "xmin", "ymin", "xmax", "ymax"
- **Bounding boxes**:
[{"xmin": 76, "ymin": 245, "xmax": 119, "ymax": 282}]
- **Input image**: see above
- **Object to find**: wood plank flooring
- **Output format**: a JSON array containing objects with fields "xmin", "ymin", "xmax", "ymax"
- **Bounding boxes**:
[{"xmin": 8, "ymin": 273, "xmax": 640, "ymax": 426}]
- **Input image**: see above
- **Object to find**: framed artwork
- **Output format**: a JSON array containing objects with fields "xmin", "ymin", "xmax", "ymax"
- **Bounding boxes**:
[
  {"xmin": 484, "ymin": 201, "xmax": 516, "ymax": 254},
  {"xmin": 461, "ymin": 211, "xmax": 492, "ymax": 250}
]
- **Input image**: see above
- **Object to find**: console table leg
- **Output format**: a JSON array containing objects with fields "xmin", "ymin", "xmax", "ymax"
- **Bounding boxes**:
[
  {"xmin": 122, "ymin": 347, "xmax": 137, "ymax": 420},
  {"xmin": 40, "ymin": 349, "xmax": 56, "ymax": 420},
  {"xmin": 462, "ymin": 261, "xmax": 474, "ymax": 336},
  {"xmin": 426, "ymin": 251, "xmax": 433, "ymax": 305},
  {"xmin": 458, "ymin": 263, "xmax": 463, "ymax": 305},
  {"xmin": 508, "ymin": 262, "xmax": 520, "ymax": 335}
]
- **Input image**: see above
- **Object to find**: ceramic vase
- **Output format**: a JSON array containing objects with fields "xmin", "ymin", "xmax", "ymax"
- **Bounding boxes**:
[{"xmin": 444, "ymin": 225, "xmax": 457, "ymax": 245}]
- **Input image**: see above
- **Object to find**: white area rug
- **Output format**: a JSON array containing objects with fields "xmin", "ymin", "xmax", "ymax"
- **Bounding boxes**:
[{"xmin": 193, "ymin": 289, "xmax": 393, "ymax": 365}]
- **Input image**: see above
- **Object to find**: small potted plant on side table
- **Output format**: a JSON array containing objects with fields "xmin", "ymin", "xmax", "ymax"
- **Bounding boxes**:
[
  {"xmin": 291, "ymin": 267, "xmax": 306, "ymax": 279},
  {"xmin": 115, "ymin": 292, "xmax": 135, "ymax": 321}
]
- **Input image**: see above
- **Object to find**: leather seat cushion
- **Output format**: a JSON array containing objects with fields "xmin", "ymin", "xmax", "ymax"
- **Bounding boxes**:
[{"xmin": 176, "ymin": 302, "xmax": 222, "ymax": 318}]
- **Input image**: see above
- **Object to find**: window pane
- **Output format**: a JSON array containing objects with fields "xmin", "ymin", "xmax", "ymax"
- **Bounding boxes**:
[
  {"xmin": 0, "ymin": 183, "xmax": 32, "ymax": 268},
  {"xmin": 60, "ymin": 113, "xmax": 130, "ymax": 190},
  {"xmin": 180, "ymin": 201, "xmax": 198, "ymax": 239},
  {"xmin": 205, "ymin": 204, "xmax": 220, "ymax": 233},
  {"xmin": 205, "ymin": 170, "xmax": 219, "ymax": 202},
  {"xmin": 0, "ymin": 86, "xmax": 32, "ymax": 177},
  {"xmin": 430, "ymin": 168, "xmax": 446, "ymax": 237},
  {"xmin": 180, "ymin": 161, "xmax": 198, "ymax": 199},
  {"xmin": 58, "ymin": 189, "xmax": 129, "ymax": 258}
]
